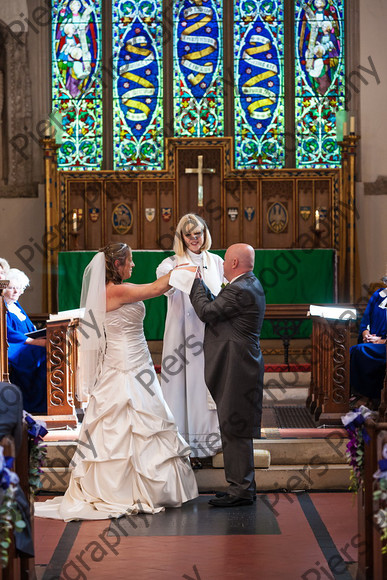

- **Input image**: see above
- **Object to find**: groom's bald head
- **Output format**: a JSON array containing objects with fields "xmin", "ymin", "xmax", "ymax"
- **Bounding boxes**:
[{"xmin": 223, "ymin": 244, "xmax": 255, "ymax": 281}]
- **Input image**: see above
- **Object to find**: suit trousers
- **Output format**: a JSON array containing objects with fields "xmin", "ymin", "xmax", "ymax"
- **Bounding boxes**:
[{"xmin": 220, "ymin": 432, "xmax": 256, "ymax": 499}]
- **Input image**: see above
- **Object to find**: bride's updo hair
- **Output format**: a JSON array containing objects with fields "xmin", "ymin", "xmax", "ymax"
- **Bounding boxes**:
[{"xmin": 99, "ymin": 242, "xmax": 131, "ymax": 284}]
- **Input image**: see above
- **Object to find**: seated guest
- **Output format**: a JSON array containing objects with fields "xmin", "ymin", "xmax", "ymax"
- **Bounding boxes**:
[
  {"xmin": 3, "ymin": 269, "xmax": 47, "ymax": 414},
  {"xmin": 0, "ymin": 381, "xmax": 34, "ymax": 559},
  {"xmin": 0, "ymin": 257, "xmax": 10, "ymax": 280},
  {"xmin": 350, "ymin": 281, "xmax": 387, "ymax": 408}
]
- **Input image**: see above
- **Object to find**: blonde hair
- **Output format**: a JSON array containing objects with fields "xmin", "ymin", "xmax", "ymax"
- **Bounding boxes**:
[
  {"xmin": 7, "ymin": 268, "xmax": 30, "ymax": 291},
  {"xmin": 173, "ymin": 214, "xmax": 212, "ymax": 256}
]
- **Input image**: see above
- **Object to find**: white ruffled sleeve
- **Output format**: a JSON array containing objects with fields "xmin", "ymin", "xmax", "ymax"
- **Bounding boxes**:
[{"xmin": 156, "ymin": 256, "xmax": 177, "ymax": 296}]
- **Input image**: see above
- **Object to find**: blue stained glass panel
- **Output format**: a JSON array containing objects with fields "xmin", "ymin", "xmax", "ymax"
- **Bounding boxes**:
[
  {"xmin": 112, "ymin": 1, "xmax": 164, "ymax": 170},
  {"xmin": 234, "ymin": 1, "xmax": 285, "ymax": 169},
  {"xmin": 173, "ymin": 0, "xmax": 224, "ymax": 137}
]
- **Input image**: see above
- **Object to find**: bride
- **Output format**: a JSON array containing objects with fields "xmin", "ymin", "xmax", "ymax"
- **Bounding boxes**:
[{"xmin": 35, "ymin": 243, "xmax": 198, "ymax": 521}]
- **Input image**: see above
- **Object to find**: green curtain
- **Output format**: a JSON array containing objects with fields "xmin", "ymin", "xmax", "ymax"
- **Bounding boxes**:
[{"xmin": 58, "ymin": 249, "xmax": 334, "ymax": 339}]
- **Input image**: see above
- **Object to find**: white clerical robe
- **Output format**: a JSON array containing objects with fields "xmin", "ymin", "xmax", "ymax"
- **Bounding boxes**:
[{"xmin": 156, "ymin": 250, "xmax": 224, "ymax": 457}]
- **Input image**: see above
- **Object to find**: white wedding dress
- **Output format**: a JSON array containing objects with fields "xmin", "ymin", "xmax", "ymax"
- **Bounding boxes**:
[{"xmin": 35, "ymin": 302, "xmax": 198, "ymax": 521}]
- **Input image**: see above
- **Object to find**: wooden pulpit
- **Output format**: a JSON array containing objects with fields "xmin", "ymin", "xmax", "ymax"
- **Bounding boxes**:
[
  {"xmin": 308, "ymin": 305, "xmax": 357, "ymax": 425},
  {"xmin": 0, "ymin": 280, "xmax": 9, "ymax": 383}
]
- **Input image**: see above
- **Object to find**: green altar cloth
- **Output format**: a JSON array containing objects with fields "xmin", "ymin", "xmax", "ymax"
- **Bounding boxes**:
[{"xmin": 58, "ymin": 249, "xmax": 335, "ymax": 340}]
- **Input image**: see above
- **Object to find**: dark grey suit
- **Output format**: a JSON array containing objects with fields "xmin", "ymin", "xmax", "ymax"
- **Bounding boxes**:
[{"xmin": 190, "ymin": 271, "xmax": 265, "ymax": 499}]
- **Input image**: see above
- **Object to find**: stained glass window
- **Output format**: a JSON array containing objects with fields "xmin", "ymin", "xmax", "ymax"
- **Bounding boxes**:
[
  {"xmin": 173, "ymin": 0, "xmax": 224, "ymax": 137},
  {"xmin": 112, "ymin": 1, "xmax": 164, "ymax": 170},
  {"xmin": 234, "ymin": 0, "xmax": 285, "ymax": 169},
  {"xmin": 295, "ymin": 0, "xmax": 345, "ymax": 168},
  {"xmin": 51, "ymin": 1, "xmax": 346, "ymax": 171},
  {"xmin": 52, "ymin": 0, "xmax": 103, "ymax": 170}
]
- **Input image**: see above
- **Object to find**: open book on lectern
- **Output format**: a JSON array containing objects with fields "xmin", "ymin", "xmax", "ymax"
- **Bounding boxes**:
[
  {"xmin": 48, "ymin": 308, "xmax": 85, "ymax": 322},
  {"xmin": 309, "ymin": 305, "xmax": 357, "ymax": 320}
]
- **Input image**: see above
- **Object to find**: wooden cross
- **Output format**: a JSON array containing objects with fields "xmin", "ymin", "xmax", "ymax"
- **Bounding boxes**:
[{"xmin": 185, "ymin": 155, "xmax": 216, "ymax": 207}]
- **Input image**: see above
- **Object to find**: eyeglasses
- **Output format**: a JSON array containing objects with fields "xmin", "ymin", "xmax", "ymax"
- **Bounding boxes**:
[{"xmin": 183, "ymin": 230, "xmax": 203, "ymax": 239}]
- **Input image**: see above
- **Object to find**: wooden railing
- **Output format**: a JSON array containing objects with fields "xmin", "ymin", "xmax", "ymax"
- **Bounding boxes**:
[{"xmin": 0, "ymin": 423, "xmax": 34, "ymax": 579}]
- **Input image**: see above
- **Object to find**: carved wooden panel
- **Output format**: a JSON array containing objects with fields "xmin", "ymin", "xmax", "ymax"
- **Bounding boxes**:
[
  {"xmin": 308, "ymin": 316, "xmax": 352, "ymax": 424},
  {"xmin": 85, "ymin": 181, "xmax": 104, "ymax": 250},
  {"xmin": 242, "ymin": 180, "xmax": 259, "ymax": 248},
  {"xmin": 159, "ymin": 181, "xmax": 175, "ymax": 250},
  {"xmin": 58, "ymin": 139, "xmax": 338, "ymax": 255},
  {"xmin": 262, "ymin": 180, "xmax": 293, "ymax": 248},
  {"xmin": 47, "ymin": 323, "xmax": 70, "ymax": 412},
  {"xmin": 46, "ymin": 319, "xmax": 77, "ymax": 424},
  {"xmin": 141, "ymin": 181, "xmax": 158, "ymax": 249},
  {"xmin": 177, "ymin": 146, "xmax": 222, "ymax": 247},
  {"xmin": 67, "ymin": 181, "xmax": 87, "ymax": 251},
  {"xmin": 297, "ymin": 180, "xmax": 315, "ymax": 248},
  {"xmin": 105, "ymin": 181, "xmax": 139, "ymax": 247},
  {"xmin": 315, "ymin": 180, "xmax": 332, "ymax": 248},
  {"xmin": 225, "ymin": 180, "xmax": 240, "ymax": 246}
]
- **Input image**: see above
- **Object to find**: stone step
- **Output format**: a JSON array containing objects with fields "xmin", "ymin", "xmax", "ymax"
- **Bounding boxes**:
[
  {"xmin": 39, "ymin": 435, "xmax": 350, "ymax": 493},
  {"xmin": 43, "ymin": 435, "xmax": 347, "ymax": 468},
  {"xmin": 39, "ymin": 464, "xmax": 350, "ymax": 494},
  {"xmin": 195, "ymin": 464, "xmax": 350, "ymax": 492}
]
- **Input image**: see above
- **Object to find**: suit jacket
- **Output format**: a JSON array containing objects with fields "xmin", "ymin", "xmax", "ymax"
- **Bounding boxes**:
[{"xmin": 190, "ymin": 272, "xmax": 266, "ymax": 438}]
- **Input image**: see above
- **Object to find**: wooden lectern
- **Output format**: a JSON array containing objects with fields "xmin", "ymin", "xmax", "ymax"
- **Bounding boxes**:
[
  {"xmin": 308, "ymin": 305, "xmax": 357, "ymax": 425},
  {"xmin": 46, "ymin": 315, "xmax": 81, "ymax": 427}
]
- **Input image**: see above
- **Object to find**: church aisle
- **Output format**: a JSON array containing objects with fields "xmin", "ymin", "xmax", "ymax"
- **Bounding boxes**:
[{"xmin": 34, "ymin": 491, "xmax": 357, "ymax": 579}]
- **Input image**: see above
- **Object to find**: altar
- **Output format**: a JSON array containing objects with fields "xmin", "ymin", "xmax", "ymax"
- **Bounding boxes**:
[{"xmin": 57, "ymin": 248, "xmax": 336, "ymax": 340}]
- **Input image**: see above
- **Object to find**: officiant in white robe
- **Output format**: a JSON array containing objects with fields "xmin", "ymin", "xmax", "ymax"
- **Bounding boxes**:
[{"xmin": 156, "ymin": 214, "xmax": 224, "ymax": 460}]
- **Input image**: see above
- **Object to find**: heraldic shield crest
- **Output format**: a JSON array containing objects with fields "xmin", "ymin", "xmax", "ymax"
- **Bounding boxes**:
[
  {"xmin": 145, "ymin": 208, "xmax": 156, "ymax": 223},
  {"xmin": 300, "ymin": 206, "xmax": 311, "ymax": 221},
  {"xmin": 161, "ymin": 208, "xmax": 172, "ymax": 222},
  {"xmin": 244, "ymin": 207, "xmax": 255, "ymax": 221},
  {"xmin": 267, "ymin": 202, "xmax": 288, "ymax": 233},
  {"xmin": 89, "ymin": 207, "xmax": 100, "ymax": 222},
  {"xmin": 112, "ymin": 203, "xmax": 133, "ymax": 235}
]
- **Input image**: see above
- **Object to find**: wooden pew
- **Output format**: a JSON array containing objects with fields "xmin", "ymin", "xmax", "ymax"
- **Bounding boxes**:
[
  {"xmin": 0, "ymin": 423, "xmax": 34, "ymax": 579},
  {"xmin": 358, "ymin": 416, "xmax": 387, "ymax": 580},
  {"xmin": 308, "ymin": 305, "xmax": 358, "ymax": 425},
  {"xmin": 0, "ymin": 281, "xmax": 9, "ymax": 383}
]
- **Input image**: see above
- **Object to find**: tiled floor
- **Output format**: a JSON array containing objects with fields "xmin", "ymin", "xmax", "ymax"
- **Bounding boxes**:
[{"xmin": 34, "ymin": 491, "xmax": 357, "ymax": 579}]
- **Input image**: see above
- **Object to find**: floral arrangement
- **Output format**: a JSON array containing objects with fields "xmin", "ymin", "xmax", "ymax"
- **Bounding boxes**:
[
  {"xmin": 341, "ymin": 405, "xmax": 373, "ymax": 493},
  {"xmin": 0, "ymin": 413, "xmax": 47, "ymax": 567},
  {"xmin": 373, "ymin": 443, "xmax": 387, "ymax": 554},
  {"xmin": 0, "ymin": 447, "xmax": 25, "ymax": 567},
  {"xmin": 23, "ymin": 412, "xmax": 48, "ymax": 495}
]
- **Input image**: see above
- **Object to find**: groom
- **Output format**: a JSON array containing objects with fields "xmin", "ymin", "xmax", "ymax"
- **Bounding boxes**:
[{"xmin": 190, "ymin": 244, "xmax": 266, "ymax": 507}]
